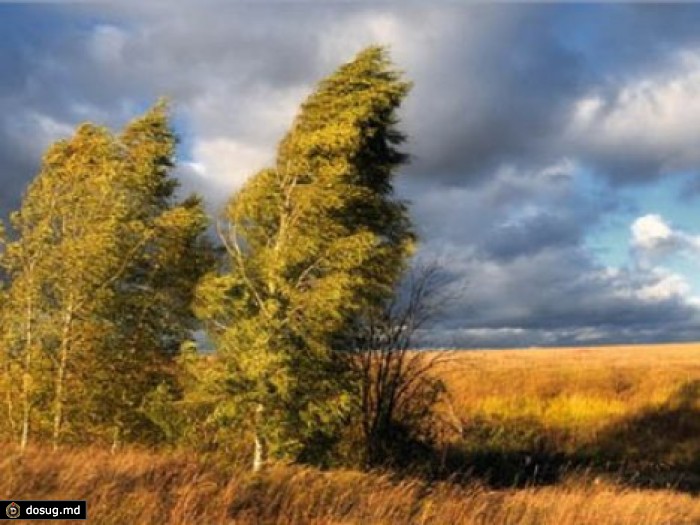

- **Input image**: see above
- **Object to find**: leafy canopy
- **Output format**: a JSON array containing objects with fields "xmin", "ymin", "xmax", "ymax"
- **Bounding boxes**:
[{"xmin": 195, "ymin": 46, "xmax": 414, "ymax": 464}]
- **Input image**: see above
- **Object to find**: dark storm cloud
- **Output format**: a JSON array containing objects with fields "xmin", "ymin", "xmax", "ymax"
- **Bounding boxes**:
[
  {"xmin": 0, "ymin": 143, "xmax": 33, "ymax": 215},
  {"xmin": 406, "ymin": 159, "xmax": 615, "ymax": 260},
  {"xmin": 480, "ymin": 212, "xmax": 582, "ymax": 261},
  {"xmin": 407, "ymin": 160, "xmax": 698, "ymax": 347},
  {"xmin": 6, "ymin": 4, "xmax": 700, "ymax": 197},
  {"xmin": 0, "ymin": 5, "xmax": 51, "ymax": 213},
  {"xmin": 416, "ymin": 244, "xmax": 700, "ymax": 348},
  {"xmin": 395, "ymin": 4, "xmax": 700, "ymax": 188},
  {"xmin": 399, "ymin": 6, "xmax": 589, "ymax": 184}
]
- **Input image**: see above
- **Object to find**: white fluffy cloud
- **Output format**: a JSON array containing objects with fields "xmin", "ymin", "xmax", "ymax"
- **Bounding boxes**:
[
  {"xmin": 631, "ymin": 213, "xmax": 700, "ymax": 257},
  {"xmin": 631, "ymin": 214, "xmax": 676, "ymax": 251},
  {"xmin": 193, "ymin": 138, "xmax": 272, "ymax": 188},
  {"xmin": 628, "ymin": 214, "xmax": 700, "ymax": 307},
  {"xmin": 636, "ymin": 269, "xmax": 692, "ymax": 302}
]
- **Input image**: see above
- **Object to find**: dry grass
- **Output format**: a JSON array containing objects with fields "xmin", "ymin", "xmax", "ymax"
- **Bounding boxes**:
[
  {"xmin": 435, "ymin": 343, "xmax": 700, "ymax": 436},
  {"xmin": 438, "ymin": 342, "xmax": 700, "ymax": 418},
  {"xmin": 1, "ymin": 444, "xmax": 698, "ymax": 524},
  {"xmin": 428, "ymin": 343, "xmax": 700, "ymax": 490},
  {"xmin": 4, "ymin": 343, "xmax": 699, "ymax": 523}
]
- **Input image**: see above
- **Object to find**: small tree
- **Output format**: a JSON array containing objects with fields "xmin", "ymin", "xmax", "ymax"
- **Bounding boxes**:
[
  {"xmin": 195, "ymin": 46, "xmax": 413, "ymax": 470},
  {"xmin": 348, "ymin": 263, "xmax": 453, "ymax": 468}
]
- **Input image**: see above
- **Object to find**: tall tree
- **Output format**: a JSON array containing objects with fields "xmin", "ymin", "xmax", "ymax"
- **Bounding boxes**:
[
  {"xmin": 79, "ymin": 103, "xmax": 213, "ymax": 448},
  {"xmin": 0, "ymin": 103, "xmax": 212, "ymax": 449},
  {"xmin": 1, "ymin": 124, "xmax": 135, "ymax": 449},
  {"xmin": 196, "ymin": 46, "xmax": 413, "ymax": 469}
]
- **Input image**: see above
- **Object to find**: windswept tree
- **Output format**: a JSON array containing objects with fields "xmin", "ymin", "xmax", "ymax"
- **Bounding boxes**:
[
  {"xmin": 195, "ymin": 46, "xmax": 414, "ymax": 469},
  {"xmin": 80, "ymin": 104, "xmax": 213, "ymax": 448},
  {"xmin": 1, "ymin": 124, "xmax": 129, "ymax": 450},
  {"xmin": 0, "ymin": 103, "xmax": 212, "ymax": 450}
]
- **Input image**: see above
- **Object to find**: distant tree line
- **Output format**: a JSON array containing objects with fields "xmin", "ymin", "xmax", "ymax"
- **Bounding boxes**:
[{"xmin": 0, "ymin": 46, "xmax": 448, "ymax": 470}]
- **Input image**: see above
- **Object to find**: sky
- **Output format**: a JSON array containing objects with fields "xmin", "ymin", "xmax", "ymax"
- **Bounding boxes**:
[{"xmin": 3, "ymin": 3, "xmax": 700, "ymax": 348}]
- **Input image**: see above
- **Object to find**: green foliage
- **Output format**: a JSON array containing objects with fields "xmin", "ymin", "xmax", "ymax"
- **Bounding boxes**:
[
  {"xmin": 80, "ymin": 105, "xmax": 214, "ymax": 446},
  {"xmin": 0, "ymin": 102, "xmax": 212, "ymax": 449},
  {"xmin": 195, "ymin": 46, "xmax": 414, "ymax": 467}
]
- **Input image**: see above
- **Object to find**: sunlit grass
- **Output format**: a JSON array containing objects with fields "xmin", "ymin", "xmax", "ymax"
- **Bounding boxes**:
[
  {"xmin": 1, "ymin": 444, "xmax": 698, "ymax": 524},
  {"xmin": 474, "ymin": 394, "xmax": 628, "ymax": 430},
  {"xmin": 438, "ymin": 342, "xmax": 700, "ymax": 432},
  {"xmin": 3, "ymin": 343, "xmax": 699, "ymax": 523},
  {"xmin": 431, "ymin": 342, "xmax": 700, "ymax": 487}
]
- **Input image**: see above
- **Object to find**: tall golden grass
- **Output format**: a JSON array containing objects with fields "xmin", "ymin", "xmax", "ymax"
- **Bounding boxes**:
[
  {"xmin": 1, "ymin": 444, "xmax": 698, "ymax": 524},
  {"xmin": 2, "ymin": 343, "xmax": 699, "ymax": 523},
  {"xmin": 435, "ymin": 343, "xmax": 700, "ymax": 444},
  {"xmin": 427, "ymin": 343, "xmax": 700, "ymax": 494},
  {"xmin": 438, "ymin": 343, "xmax": 700, "ymax": 421}
]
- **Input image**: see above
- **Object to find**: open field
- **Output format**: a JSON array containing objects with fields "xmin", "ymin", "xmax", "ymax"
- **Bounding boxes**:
[
  {"xmin": 2, "ymin": 444, "xmax": 699, "ymax": 524},
  {"xmin": 440, "ymin": 342, "xmax": 700, "ymax": 417},
  {"xmin": 2, "ymin": 343, "xmax": 699, "ymax": 524},
  {"xmin": 434, "ymin": 343, "xmax": 700, "ymax": 490}
]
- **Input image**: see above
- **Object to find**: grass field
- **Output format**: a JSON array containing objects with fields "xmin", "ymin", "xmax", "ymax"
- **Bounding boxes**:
[
  {"xmin": 441, "ymin": 343, "xmax": 700, "ymax": 421},
  {"xmin": 2, "ymin": 445, "xmax": 698, "ymax": 524},
  {"xmin": 3, "ymin": 343, "xmax": 699, "ymax": 523},
  {"xmin": 435, "ymin": 343, "xmax": 700, "ymax": 490}
]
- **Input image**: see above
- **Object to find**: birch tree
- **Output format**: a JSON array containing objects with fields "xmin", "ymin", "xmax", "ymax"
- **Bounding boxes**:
[
  {"xmin": 196, "ymin": 46, "xmax": 413, "ymax": 469},
  {"xmin": 0, "ymin": 103, "xmax": 212, "ymax": 449},
  {"xmin": 1, "ymin": 124, "xmax": 132, "ymax": 448},
  {"xmin": 79, "ymin": 103, "xmax": 213, "ymax": 447}
]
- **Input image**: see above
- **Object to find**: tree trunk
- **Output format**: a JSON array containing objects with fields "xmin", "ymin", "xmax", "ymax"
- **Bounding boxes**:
[
  {"xmin": 52, "ymin": 303, "xmax": 73, "ymax": 450},
  {"xmin": 253, "ymin": 433, "xmax": 264, "ymax": 472},
  {"xmin": 20, "ymin": 292, "xmax": 33, "ymax": 453},
  {"xmin": 5, "ymin": 376, "xmax": 15, "ymax": 436},
  {"xmin": 252, "ymin": 403, "xmax": 265, "ymax": 472},
  {"xmin": 111, "ymin": 425, "xmax": 121, "ymax": 454}
]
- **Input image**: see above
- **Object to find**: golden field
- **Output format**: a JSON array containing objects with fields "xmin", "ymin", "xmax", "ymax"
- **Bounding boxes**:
[
  {"xmin": 2, "ymin": 444, "xmax": 698, "ymax": 524},
  {"xmin": 433, "ymin": 343, "xmax": 700, "ymax": 492},
  {"xmin": 2, "ymin": 342, "xmax": 699, "ymax": 524},
  {"xmin": 440, "ymin": 342, "xmax": 700, "ymax": 423}
]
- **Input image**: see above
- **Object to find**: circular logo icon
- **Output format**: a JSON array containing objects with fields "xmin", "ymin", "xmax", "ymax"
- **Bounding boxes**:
[{"xmin": 6, "ymin": 502, "xmax": 20, "ymax": 519}]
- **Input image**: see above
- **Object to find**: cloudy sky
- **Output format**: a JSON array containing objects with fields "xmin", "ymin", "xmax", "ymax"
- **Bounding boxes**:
[{"xmin": 4, "ymin": 3, "xmax": 700, "ymax": 348}]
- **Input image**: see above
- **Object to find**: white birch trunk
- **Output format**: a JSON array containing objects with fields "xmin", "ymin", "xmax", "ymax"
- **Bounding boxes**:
[
  {"xmin": 252, "ymin": 403, "xmax": 265, "ymax": 472},
  {"xmin": 52, "ymin": 302, "xmax": 73, "ymax": 451},
  {"xmin": 20, "ymin": 290, "xmax": 33, "ymax": 453}
]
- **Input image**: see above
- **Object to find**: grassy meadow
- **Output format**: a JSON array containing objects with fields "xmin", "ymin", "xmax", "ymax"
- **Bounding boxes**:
[
  {"xmin": 2, "ymin": 444, "xmax": 698, "ymax": 524},
  {"xmin": 3, "ymin": 342, "xmax": 699, "ymax": 524},
  {"xmin": 436, "ymin": 343, "xmax": 700, "ymax": 491}
]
